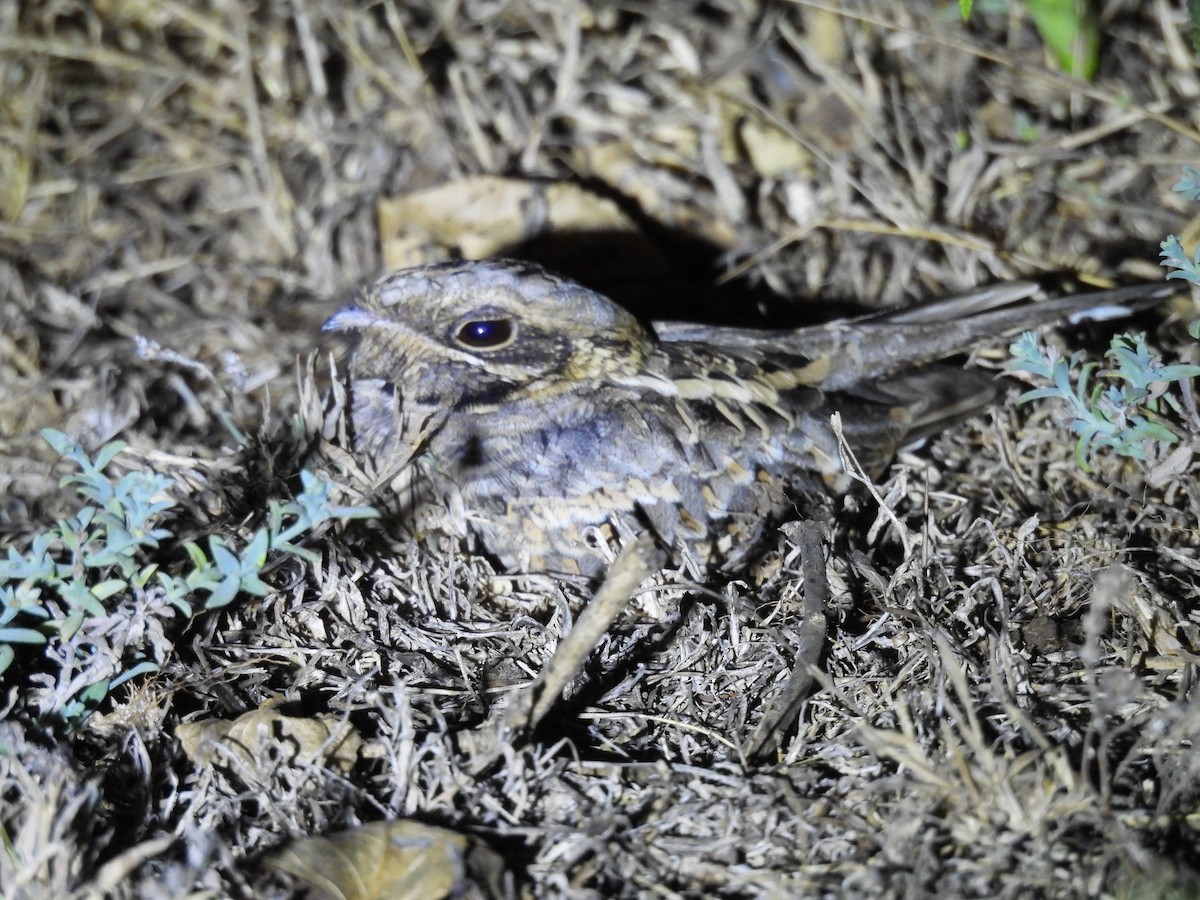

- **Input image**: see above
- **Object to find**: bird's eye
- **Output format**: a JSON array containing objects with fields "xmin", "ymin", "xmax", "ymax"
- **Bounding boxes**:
[{"xmin": 454, "ymin": 318, "xmax": 515, "ymax": 349}]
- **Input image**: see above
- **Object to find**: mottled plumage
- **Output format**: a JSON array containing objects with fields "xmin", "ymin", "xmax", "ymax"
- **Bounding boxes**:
[{"xmin": 325, "ymin": 259, "xmax": 1166, "ymax": 578}]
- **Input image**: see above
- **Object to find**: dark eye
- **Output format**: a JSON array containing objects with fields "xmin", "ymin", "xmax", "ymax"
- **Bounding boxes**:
[{"xmin": 454, "ymin": 318, "xmax": 514, "ymax": 349}]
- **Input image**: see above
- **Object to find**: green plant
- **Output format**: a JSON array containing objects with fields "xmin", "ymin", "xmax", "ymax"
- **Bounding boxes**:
[
  {"xmin": 1009, "ymin": 332, "xmax": 1200, "ymax": 470},
  {"xmin": 1160, "ymin": 166, "xmax": 1200, "ymax": 338},
  {"xmin": 1009, "ymin": 167, "xmax": 1200, "ymax": 471},
  {"xmin": 0, "ymin": 430, "xmax": 376, "ymax": 725},
  {"xmin": 959, "ymin": 0, "xmax": 1098, "ymax": 80}
]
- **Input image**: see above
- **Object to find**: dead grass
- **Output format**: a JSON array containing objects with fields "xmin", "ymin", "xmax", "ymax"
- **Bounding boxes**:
[{"xmin": 2, "ymin": 0, "xmax": 1200, "ymax": 897}]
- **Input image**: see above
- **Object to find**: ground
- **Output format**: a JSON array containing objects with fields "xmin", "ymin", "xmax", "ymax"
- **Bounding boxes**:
[{"xmin": 2, "ymin": 1, "xmax": 1200, "ymax": 898}]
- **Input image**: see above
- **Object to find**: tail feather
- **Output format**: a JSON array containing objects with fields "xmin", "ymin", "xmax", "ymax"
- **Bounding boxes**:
[
  {"xmin": 877, "ymin": 282, "xmax": 1039, "ymax": 324},
  {"xmin": 796, "ymin": 282, "xmax": 1174, "ymax": 391}
]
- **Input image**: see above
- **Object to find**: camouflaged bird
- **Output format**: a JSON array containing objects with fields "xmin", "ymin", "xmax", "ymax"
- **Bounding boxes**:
[{"xmin": 324, "ymin": 259, "xmax": 1167, "ymax": 579}]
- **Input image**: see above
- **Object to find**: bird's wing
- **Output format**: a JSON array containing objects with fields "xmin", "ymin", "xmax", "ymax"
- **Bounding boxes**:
[{"xmin": 654, "ymin": 281, "xmax": 1173, "ymax": 391}]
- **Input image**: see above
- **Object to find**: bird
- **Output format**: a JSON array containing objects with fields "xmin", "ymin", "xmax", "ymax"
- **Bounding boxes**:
[{"xmin": 324, "ymin": 259, "xmax": 1169, "ymax": 580}]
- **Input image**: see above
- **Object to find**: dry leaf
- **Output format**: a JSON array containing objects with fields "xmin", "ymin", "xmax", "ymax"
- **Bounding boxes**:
[
  {"xmin": 1147, "ymin": 445, "xmax": 1193, "ymax": 489},
  {"xmin": 738, "ymin": 116, "xmax": 812, "ymax": 179},
  {"xmin": 378, "ymin": 176, "xmax": 639, "ymax": 269},
  {"xmin": 575, "ymin": 142, "xmax": 740, "ymax": 249},
  {"xmin": 267, "ymin": 820, "xmax": 512, "ymax": 900},
  {"xmin": 176, "ymin": 707, "xmax": 362, "ymax": 780}
]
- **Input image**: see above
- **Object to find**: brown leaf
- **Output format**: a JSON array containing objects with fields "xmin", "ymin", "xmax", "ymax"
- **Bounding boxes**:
[
  {"xmin": 176, "ymin": 707, "xmax": 362, "ymax": 781},
  {"xmin": 267, "ymin": 820, "xmax": 512, "ymax": 900},
  {"xmin": 378, "ymin": 176, "xmax": 638, "ymax": 269}
]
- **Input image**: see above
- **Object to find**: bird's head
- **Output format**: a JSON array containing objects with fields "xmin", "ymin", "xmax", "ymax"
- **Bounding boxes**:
[{"xmin": 324, "ymin": 259, "xmax": 653, "ymax": 412}]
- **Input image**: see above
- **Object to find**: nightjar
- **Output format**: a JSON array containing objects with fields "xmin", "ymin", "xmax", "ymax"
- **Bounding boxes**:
[{"xmin": 324, "ymin": 259, "xmax": 1166, "ymax": 579}]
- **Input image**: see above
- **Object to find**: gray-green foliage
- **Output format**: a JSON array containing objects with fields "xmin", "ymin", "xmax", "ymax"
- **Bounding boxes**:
[
  {"xmin": 1160, "ymin": 166, "xmax": 1200, "ymax": 340},
  {"xmin": 0, "ymin": 430, "xmax": 376, "ymax": 725},
  {"xmin": 1009, "ymin": 332, "xmax": 1200, "ymax": 470},
  {"xmin": 1008, "ymin": 168, "xmax": 1200, "ymax": 472}
]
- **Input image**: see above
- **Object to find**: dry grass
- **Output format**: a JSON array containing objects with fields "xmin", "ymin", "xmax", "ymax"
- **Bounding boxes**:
[{"xmin": 2, "ymin": 1, "xmax": 1200, "ymax": 897}]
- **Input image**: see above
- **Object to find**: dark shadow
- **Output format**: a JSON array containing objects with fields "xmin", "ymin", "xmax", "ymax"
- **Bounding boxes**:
[{"xmin": 493, "ymin": 179, "xmax": 868, "ymax": 329}]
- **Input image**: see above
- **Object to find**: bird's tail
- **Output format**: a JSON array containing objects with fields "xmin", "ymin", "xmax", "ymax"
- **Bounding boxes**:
[
  {"xmin": 809, "ymin": 281, "xmax": 1173, "ymax": 473},
  {"xmin": 797, "ymin": 281, "xmax": 1174, "ymax": 391}
]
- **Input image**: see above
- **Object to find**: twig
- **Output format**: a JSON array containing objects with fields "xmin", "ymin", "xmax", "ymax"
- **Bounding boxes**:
[
  {"xmin": 469, "ymin": 533, "xmax": 664, "ymax": 775},
  {"xmin": 743, "ymin": 520, "xmax": 829, "ymax": 759}
]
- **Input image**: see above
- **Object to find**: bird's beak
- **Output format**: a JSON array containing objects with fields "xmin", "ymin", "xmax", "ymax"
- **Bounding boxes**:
[{"xmin": 323, "ymin": 306, "xmax": 384, "ymax": 333}]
